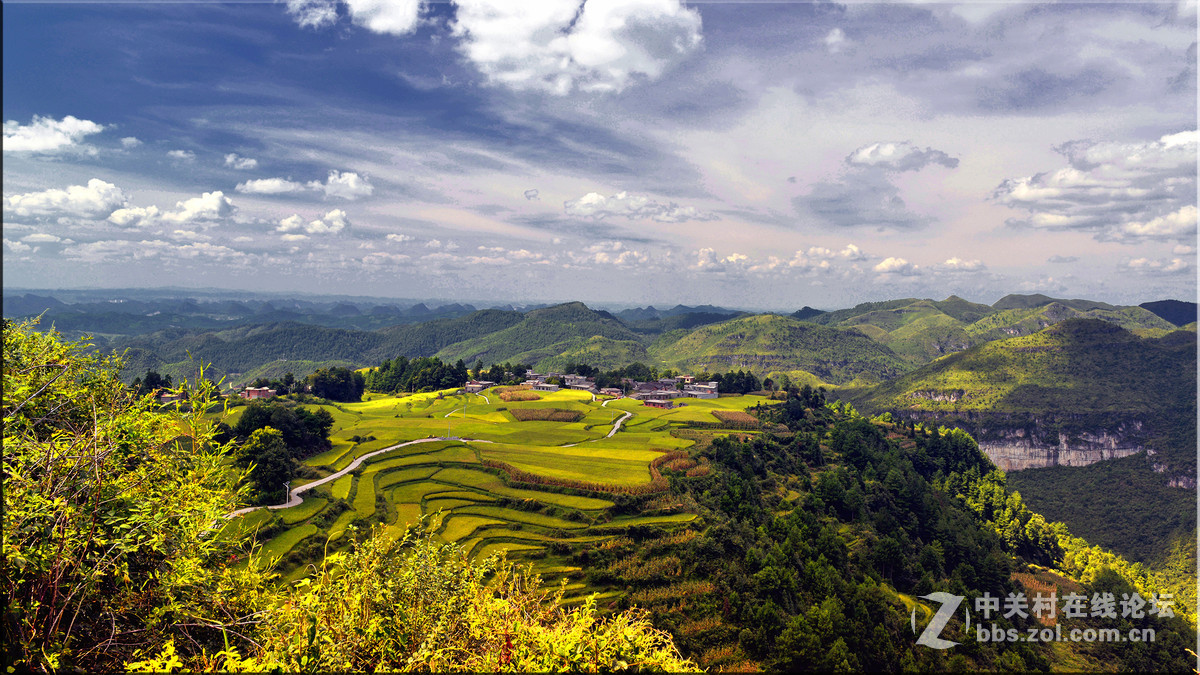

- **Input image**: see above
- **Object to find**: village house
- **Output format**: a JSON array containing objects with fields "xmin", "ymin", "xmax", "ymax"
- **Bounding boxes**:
[
  {"xmin": 599, "ymin": 387, "xmax": 623, "ymax": 398},
  {"xmin": 465, "ymin": 380, "xmax": 496, "ymax": 393},
  {"xmin": 643, "ymin": 399, "xmax": 675, "ymax": 409},
  {"xmin": 532, "ymin": 382, "xmax": 560, "ymax": 392},
  {"xmin": 240, "ymin": 386, "xmax": 276, "ymax": 400},
  {"xmin": 683, "ymin": 382, "xmax": 719, "ymax": 399}
]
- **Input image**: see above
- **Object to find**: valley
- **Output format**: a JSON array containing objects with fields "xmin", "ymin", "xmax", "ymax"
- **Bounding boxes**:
[{"xmin": 5, "ymin": 290, "xmax": 1195, "ymax": 671}]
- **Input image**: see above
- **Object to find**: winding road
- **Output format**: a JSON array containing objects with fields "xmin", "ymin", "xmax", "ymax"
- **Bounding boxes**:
[
  {"xmin": 226, "ymin": 436, "xmax": 493, "ymax": 518},
  {"xmin": 228, "ymin": 396, "xmax": 638, "ymax": 518}
]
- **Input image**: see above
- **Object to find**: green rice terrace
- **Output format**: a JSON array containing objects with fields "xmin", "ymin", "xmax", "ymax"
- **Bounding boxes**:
[{"xmin": 224, "ymin": 387, "xmax": 775, "ymax": 605}]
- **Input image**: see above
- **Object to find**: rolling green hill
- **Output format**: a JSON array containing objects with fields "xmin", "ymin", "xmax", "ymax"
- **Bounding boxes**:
[
  {"xmin": 802, "ymin": 295, "xmax": 1174, "ymax": 367},
  {"xmin": 434, "ymin": 302, "xmax": 644, "ymax": 366},
  {"xmin": 851, "ymin": 319, "xmax": 1195, "ymax": 415},
  {"xmin": 647, "ymin": 313, "xmax": 911, "ymax": 384}
]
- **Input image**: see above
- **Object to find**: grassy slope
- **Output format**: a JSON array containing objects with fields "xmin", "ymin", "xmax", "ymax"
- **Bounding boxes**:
[
  {"xmin": 648, "ymin": 314, "xmax": 910, "ymax": 384},
  {"xmin": 434, "ymin": 302, "xmax": 644, "ymax": 366},
  {"xmin": 853, "ymin": 319, "xmax": 1196, "ymax": 415}
]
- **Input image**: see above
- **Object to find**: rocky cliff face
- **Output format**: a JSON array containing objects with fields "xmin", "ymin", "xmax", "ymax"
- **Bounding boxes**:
[
  {"xmin": 888, "ymin": 411, "xmax": 1153, "ymax": 472},
  {"xmin": 977, "ymin": 427, "xmax": 1145, "ymax": 471}
]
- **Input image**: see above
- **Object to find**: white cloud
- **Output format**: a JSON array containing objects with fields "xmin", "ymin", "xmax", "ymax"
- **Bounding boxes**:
[
  {"xmin": 120, "ymin": 137, "xmax": 142, "ymax": 148},
  {"xmin": 5, "ymin": 179, "xmax": 127, "ymax": 220},
  {"xmin": 3, "ymin": 238, "xmax": 34, "ymax": 253},
  {"xmin": 564, "ymin": 190, "xmax": 716, "ymax": 222},
  {"xmin": 236, "ymin": 177, "xmax": 306, "ymax": 194},
  {"xmin": 386, "ymin": 233, "xmax": 414, "ymax": 243},
  {"xmin": 224, "ymin": 153, "xmax": 259, "ymax": 170},
  {"xmin": 1172, "ymin": 244, "xmax": 1196, "ymax": 255},
  {"xmin": 277, "ymin": 209, "xmax": 348, "ymax": 235},
  {"xmin": 3, "ymin": 115, "xmax": 105, "ymax": 153},
  {"xmin": 285, "ymin": 0, "xmax": 339, "ymax": 29},
  {"xmin": 1118, "ymin": 205, "xmax": 1197, "ymax": 240},
  {"xmin": 167, "ymin": 149, "xmax": 196, "ymax": 161},
  {"xmin": 452, "ymin": 0, "xmax": 702, "ymax": 95},
  {"xmin": 845, "ymin": 141, "xmax": 959, "ymax": 172},
  {"xmin": 690, "ymin": 247, "xmax": 750, "ymax": 272},
  {"xmin": 425, "ymin": 239, "xmax": 443, "ymax": 248},
  {"xmin": 307, "ymin": 209, "xmax": 349, "ymax": 234},
  {"xmin": 161, "ymin": 191, "xmax": 235, "ymax": 224},
  {"xmin": 309, "ymin": 170, "xmax": 374, "ymax": 199},
  {"xmin": 873, "ymin": 257, "xmax": 919, "ymax": 275},
  {"xmin": 1124, "ymin": 257, "xmax": 1191, "ymax": 274},
  {"xmin": 281, "ymin": 233, "xmax": 310, "ymax": 242},
  {"xmin": 171, "ymin": 229, "xmax": 210, "ymax": 241},
  {"xmin": 344, "ymin": 0, "xmax": 422, "ymax": 35},
  {"xmin": 1047, "ymin": 255, "xmax": 1079, "ymax": 263},
  {"xmin": 839, "ymin": 244, "xmax": 867, "ymax": 260},
  {"xmin": 938, "ymin": 257, "xmax": 986, "ymax": 272},
  {"xmin": 108, "ymin": 205, "xmax": 161, "ymax": 228},
  {"xmin": 22, "ymin": 233, "xmax": 72, "ymax": 244},
  {"xmin": 995, "ymin": 130, "xmax": 1197, "ymax": 242},
  {"xmin": 61, "ymin": 238, "xmax": 249, "ymax": 265}
]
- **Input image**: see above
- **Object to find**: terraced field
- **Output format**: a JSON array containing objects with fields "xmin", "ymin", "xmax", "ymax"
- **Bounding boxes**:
[{"xmin": 229, "ymin": 387, "xmax": 774, "ymax": 604}]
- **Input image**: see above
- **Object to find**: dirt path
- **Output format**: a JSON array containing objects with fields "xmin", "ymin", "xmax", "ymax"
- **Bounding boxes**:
[
  {"xmin": 561, "ymin": 409, "xmax": 633, "ymax": 447},
  {"xmin": 226, "ymin": 436, "xmax": 493, "ymax": 518}
]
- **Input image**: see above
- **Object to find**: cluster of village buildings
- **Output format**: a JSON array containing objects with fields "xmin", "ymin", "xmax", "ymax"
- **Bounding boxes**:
[
  {"xmin": 465, "ymin": 372, "xmax": 719, "ymax": 409},
  {"xmin": 182, "ymin": 374, "xmax": 718, "ymax": 410}
]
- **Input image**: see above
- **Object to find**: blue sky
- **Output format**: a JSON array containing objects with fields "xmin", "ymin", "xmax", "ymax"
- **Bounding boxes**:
[{"xmin": 3, "ymin": 0, "xmax": 1196, "ymax": 310}]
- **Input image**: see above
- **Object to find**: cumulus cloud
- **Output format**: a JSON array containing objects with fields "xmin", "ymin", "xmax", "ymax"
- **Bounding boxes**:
[
  {"xmin": 845, "ymin": 141, "xmax": 959, "ymax": 172},
  {"xmin": 110, "ymin": 191, "xmax": 235, "ymax": 228},
  {"xmin": 994, "ymin": 130, "xmax": 1197, "ymax": 242},
  {"xmin": 120, "ymin": 137, "xmax": 142, "ymax": 148},
  {"xmin": 108, "ymin": 205, "xmax": 161, "ymax": 228},
  {"xmin": 796, "ymin": 141, "xmax": 958, "ymax": 230},
  {"xmin": 161, "ymin": 191, "xmax": 235, "ymax": 224},
  {"xmin": 452, "ymin": 0, "xmax": 702, "ymax": 95},
  {"xmin": 285, "ymin": 0, "xmax": 339, "ymax": 29},
  {"xmin": 167, "ymin": 149, "xmax": 196, "ymax": 161},
  {"xmin": 1172, "ymin": 244, "xmax": 1195, "ymax": 255},
  {"xmin": 4, "ymin": 179, "xmax": 127, "ymax": 220},
  {"xmin": 236, "ymin": 177, "xmax": 306, "ymax": 195},
  {"xmin": 3, "ymin": 238, "xmax": 35, "ymax": 254},
  {"xmin": 310, "ymin": 170, "xmax": 374, "ymax": 200},
  {"xmin": 3, "ymin": 115, "xmax": 105, "ymax": 153},
  {"xmin": 566, "ymin": 240, "xmax": 649, "ymax": 266},
  {"xmin": 691, "ymin": 247, "xmax": 752, "ymax": 273},
  {"xmin": 386, "ymin": 233, "xmax": 414, "ymax": 243},
  {"xmin": 277, "ymin": 209, "xmax": 349, "ymax": 235},
  {"xmin": 1124, "ymin": 257, "xmax": 1191, "ymax": 274},
  {"xmin": 344, "ymin": 0, "xmax": 422, "ymax": 35},
  {"xmin": 564, "ymin": 191, "xmax": 717, "ymax": 222},
  {"xmin": 224, "ymin": 153, "xmax": 259, "ymax": 170},
  {"xmin": 524, "ymin": 189, "xmax": 540, "ymax": 200},
  {"xmin": 873, "ymin": 257, "xmax": 919, "ymax": 275},
  {"xmin": 22, "ymin": 233, "xmax": 72, "ymax": 244},
  {"xmin": 937, "ymin": 257, "xmax": 985, "ymax": 272}
]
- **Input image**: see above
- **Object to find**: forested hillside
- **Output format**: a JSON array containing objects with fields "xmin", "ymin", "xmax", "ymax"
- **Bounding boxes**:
[{"xmin": 648, "ymin": 313, "xmax": 911, "ymax": 384}]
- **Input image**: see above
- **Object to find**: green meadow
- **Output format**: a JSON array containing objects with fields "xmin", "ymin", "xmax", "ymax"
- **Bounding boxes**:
[{"xmin": 229, "ymin": 387, "xmax": 776, "ymax": 603}]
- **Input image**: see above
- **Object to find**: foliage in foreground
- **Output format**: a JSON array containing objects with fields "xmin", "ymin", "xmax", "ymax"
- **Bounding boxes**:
[
  {"xmin": 179, "ymin": 529, "xmax": 697, "ymax": 672},
  {"xmin": 1, "ymin": 319, "xmax": 696, "ymax": 672},
  {"xmin": 2, "ymin": 319, "xmax": 270, "ymax": 671}
]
